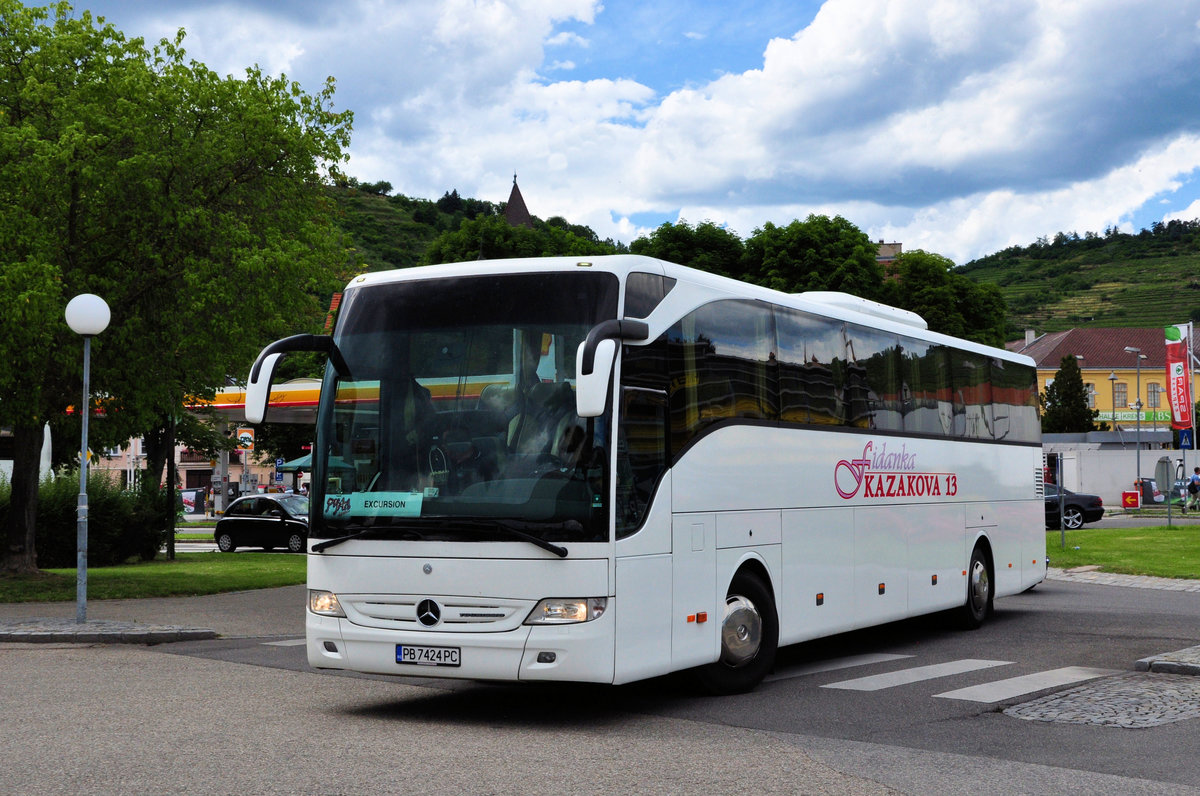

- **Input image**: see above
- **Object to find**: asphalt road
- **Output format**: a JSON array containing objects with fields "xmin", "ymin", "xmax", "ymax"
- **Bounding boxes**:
[{"xmin": 6, "ymin": 573, "xmax": 1199, "ymax": 794}]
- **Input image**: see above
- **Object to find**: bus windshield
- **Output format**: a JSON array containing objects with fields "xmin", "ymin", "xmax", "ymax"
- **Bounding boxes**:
[{"xmin": 312, "ymin": 270, "xmax": 620, "ymax": 545}]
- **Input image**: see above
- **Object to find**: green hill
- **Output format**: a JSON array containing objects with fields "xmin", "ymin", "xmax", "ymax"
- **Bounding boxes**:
[
  {"xmin": 957, "ymin": 220, "xmax": 1200, "ymax": 338},
  {"xmin": 324, "ymin": 181, "xmax": 1200, "ymax": 342},
  {"xmin": 326, "ymin": 182, "xmax": 504, "ymax": 272},
  {"xmin": 324, "ymin": 180, "xmax": 624, "ymax": 273}
]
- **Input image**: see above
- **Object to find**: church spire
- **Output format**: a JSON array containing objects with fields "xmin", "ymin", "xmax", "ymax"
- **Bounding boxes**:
[{"xmin": 504, "ymin": 173, "xmax": 533, "ymax": 229}]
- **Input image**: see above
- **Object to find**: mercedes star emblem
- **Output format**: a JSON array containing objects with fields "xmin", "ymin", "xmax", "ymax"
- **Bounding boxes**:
[{"xmin": 416, "ymin": 599, "xmax": 442, "ymax": 627}]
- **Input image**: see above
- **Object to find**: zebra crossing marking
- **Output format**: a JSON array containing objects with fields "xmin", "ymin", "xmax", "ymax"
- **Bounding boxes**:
[
  {"xmin": 821, "ymin": 658, "xmax": 1012, "ymax": 691},
  {"xmin": 934, "ymin": 666, "xmax": 1120, "ymax": 703},
  {"xmin": 765, "ymin": 653, "xmax": 914, "ymax": 682}
]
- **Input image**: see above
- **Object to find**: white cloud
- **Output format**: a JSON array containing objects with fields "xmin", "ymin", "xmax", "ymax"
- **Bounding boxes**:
[
  {"xmin": 85, "ymin": 0, "xmax": 1200, "ymax": 264},
  {"xmin": 547, "ymin": 31, "xmax": 589, "ymax": 47}
]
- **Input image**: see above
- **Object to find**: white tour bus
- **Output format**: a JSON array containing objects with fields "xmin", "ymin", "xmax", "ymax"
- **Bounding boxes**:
[{"xmin": 246, "ymin": 254, "xmax": 1045, "ymax": 694}]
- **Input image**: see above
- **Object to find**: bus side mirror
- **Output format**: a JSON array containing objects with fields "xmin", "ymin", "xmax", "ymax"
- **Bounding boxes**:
[
  {"xmin": 245, "ymin": 334, "xmax": 348, "ymax": 424},
  {"xmin": 576, "ymin": 338, "xmax": 617, "ymax": 417},
  {"xmin": 245, "ymin": 352, "xmax": 283, "ymax": 424},
  {"xmin": 575, "ymin": 319, "xmax": 648, "ymax": 418}
]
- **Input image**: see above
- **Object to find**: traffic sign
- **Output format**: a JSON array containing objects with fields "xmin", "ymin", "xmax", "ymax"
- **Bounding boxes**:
[
  {"xmin": 236, "ymin": 428, "xmax": 255, "ymax": 450},
  {"xmin": 1180, "ymin": 429, "xmax": 1194, "ymax": 450}
]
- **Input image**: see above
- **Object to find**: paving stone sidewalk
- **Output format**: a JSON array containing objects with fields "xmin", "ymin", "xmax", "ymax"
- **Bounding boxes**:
[{"xmin": 1046, "ymin": 565, "xmax": 1200, "ymax": 592}]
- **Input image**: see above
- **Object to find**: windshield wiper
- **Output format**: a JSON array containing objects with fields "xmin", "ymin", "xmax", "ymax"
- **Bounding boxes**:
[
  {"xmin": 494, "ymin": 519, "xmax": 574, "ymax": 558},
  {"xmin": 420, "ymin": 517, "xmax": 574, "ymax": 558},
  {"xmin": 311, "ymin": 526, "xmax": 424, "ymax": 553}
]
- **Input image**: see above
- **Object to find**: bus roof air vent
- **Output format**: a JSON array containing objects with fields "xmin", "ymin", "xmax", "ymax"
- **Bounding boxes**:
[{"xmin": 799, "ymin": 291, "xmax": 928, "ymax": 330}]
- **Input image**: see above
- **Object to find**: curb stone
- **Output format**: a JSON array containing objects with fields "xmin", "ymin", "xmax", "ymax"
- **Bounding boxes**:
[
  {"xmin": 0, "ymin": 617, "xmax": 216, "ymax": 644},
  {"xmin": 1135, "ymin": 645, "xmax": 1200, "ymax": 675}
]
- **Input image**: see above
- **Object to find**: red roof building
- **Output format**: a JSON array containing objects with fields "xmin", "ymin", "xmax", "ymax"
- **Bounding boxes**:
[{"xmin": 1009, "ymin": 327, "xmax": 1198, "ymax": 431}]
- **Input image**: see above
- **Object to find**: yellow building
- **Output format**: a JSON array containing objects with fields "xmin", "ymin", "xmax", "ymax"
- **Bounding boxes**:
[{"xmin": 1009, "ymin": 327, "xmax": 1196, "ymax": 432}]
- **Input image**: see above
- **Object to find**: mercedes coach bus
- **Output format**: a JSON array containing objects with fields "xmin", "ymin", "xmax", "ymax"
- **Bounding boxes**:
[{"xmin": 246, "ymin": 254, "xmax": 1044, "ymax": 694}]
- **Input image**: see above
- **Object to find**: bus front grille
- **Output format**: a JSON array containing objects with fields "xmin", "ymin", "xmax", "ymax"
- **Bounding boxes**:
[{"xmin": 342, "ymin": 595, "xmax": 532, "ymax": 632}]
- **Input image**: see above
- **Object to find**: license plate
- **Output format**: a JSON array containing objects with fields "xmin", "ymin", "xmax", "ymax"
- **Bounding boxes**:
[{"xmin": 396, "ymin": 644, "xmax": 461, "ymax": 667}]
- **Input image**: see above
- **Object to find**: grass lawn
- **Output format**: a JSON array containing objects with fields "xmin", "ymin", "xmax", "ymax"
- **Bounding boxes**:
[
  {"xmin": 2, "ymin": 527, "xmax": 1196, "ymax": 604},
  {"xmin": 1046, "ymin": 526, "xmax": 1200, "ymax": 580},
  {"xmin": 0, "ymin": 552, "xmax": 306, "ymax": 603}
]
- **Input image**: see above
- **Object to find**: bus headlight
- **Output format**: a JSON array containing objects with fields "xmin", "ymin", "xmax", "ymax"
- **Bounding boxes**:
[
  {"xmin": 524, "ymin": 597, "xmax": 607, "ymax": 625},
  {"xmin": 309, "ymin": 589, "xmax": 346, "ymax": 617}
]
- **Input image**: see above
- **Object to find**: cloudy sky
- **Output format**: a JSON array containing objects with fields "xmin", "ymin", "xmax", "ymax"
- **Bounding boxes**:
[{"xmin": 59, "ymin": 0, "xmax": 1200, "ymax": 263}]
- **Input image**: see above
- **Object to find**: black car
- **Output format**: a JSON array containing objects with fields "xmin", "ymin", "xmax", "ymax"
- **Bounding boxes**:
[
  {"xmin": 1044, "ymin": 483, "xmax": 1104, "ymax": 530},
  {"xmin": 215, "ymin": 494, "xmax": 309, "ymax": 552}
]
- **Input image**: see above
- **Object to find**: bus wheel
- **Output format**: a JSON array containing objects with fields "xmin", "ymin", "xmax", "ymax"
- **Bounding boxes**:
[
  {"xmin": 693, "ymin": 571, "xmax": 778, "ymax": 695},
  {"xmin": 959, "ymin": 544, "xmax": 992, "ymax": 630}
]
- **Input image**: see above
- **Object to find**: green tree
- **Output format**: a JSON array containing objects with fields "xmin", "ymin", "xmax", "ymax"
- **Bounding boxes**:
[
  {"xmin": 0, "ymin": 2, "xmax": 352, "ymax": 573},
  {"xmin": 741, "ymin": 215, "xmax": 884, "ymax": 298},
  {"xmin": 1040, "ymin": 355, "xmax": 1099, "ymax": 433},
  {"xmin": 630, "ymin": 219, "xmax": 744, "ymax": 277},
  {"xmin": 881, "ymin": 250, "xmax": 1008, "ymax": 346},
  {"xmin": 423, "ymin": 214, "xmax": 618, "ymax": 263}
]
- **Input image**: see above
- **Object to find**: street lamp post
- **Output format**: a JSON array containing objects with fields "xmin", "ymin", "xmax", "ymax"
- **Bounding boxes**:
[
  {"xmin": 1107, "ymin": 371, "xmax": 1117, "ymax": 428},
  {"xmin": 1124, "ymin": 346, "xmax": 1146, "ymax": 492},
  {"xmin": 65, "ymin": 294, "xmax": 110, "ymax": 624}
]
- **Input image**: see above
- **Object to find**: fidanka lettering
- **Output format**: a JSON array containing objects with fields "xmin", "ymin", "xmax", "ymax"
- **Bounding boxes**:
[{"xmin": 834, "ymin": 440, "xmax": 958, "ymax": 500}]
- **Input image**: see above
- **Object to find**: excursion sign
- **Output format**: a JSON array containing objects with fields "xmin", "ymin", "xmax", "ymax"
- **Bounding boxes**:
[{"xmin": 323, "ymin": 491, "xmax": 424, "ymax": 519}]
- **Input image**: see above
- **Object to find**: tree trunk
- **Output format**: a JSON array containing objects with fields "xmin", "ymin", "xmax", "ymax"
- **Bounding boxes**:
[
  {"xmin": 140, "ymin": 421, "xmax": 173, "ymax": 539},
  {"xmin": 2, "ymin": 424, "xmax": 44, "ymax": 574},
  {"xmin": 141, "ymin": 423, "xmax": 170, "ymax": 494}
]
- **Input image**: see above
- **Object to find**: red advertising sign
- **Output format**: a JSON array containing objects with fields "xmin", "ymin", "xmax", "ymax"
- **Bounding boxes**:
[{"xmin": 1164, "ymin": 324, "xmax": 1193, "ymax": 430}]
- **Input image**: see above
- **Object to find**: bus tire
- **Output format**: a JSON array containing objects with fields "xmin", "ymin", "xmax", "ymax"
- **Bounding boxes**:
[
  {"xmin": 959, "ymin": 543, "xmax": 992, "ymax": 630},
  {"xmin": 693, "ymin": 570, "xmax": 778, "ymax": 695}
]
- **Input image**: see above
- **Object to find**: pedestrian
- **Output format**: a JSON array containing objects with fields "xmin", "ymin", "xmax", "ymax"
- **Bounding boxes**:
[
  {"xmin": 1188, "ymin": 467, "xmax": 1200, "ymax": 511},
  {"xmin": 204, "ymin": 487, "xmax": 213, "ymax": 518}
]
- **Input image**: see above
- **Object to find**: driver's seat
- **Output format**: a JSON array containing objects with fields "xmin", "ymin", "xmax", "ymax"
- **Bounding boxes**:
[{"xmin": 508, "ymin": 382, "xmax": 571, "ymax": 456}]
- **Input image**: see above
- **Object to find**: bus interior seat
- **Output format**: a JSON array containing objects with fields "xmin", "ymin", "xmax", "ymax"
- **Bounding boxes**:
[{"xmin": 508, "ymin": 382, "xmax": 573, "ymax": 455}]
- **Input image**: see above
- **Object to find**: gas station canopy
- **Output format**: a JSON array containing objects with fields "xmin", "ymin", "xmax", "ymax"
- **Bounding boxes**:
[{"xmin": 186, "ymin": 378, "xmax": 320, "ymax": 424}]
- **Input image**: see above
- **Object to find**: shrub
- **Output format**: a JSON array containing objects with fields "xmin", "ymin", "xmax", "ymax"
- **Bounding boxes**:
[{"xmin": 0, "ymin": 472, "xmax": 168, "ymax": 568}]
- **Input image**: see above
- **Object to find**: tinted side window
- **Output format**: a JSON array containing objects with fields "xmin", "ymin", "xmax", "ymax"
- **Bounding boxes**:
[
  {"xmin": 775, "ymin": 309, "xmax": 845, "ymax": 426},
  {"xmin": 951, "ymin": 351, "xmax": 993, "ymax": 439},
  {"xmin": 617, "ymin": 337, "xmax": 670, "ymax": 538},
  {"xmin": 668, "ymin": 300, "xmax": 776, "ymax": 454},
  {"xmin": 990, "ymin": 358, "xmax": 1040, "ymax": 443},
  {"xmin": 624, "ymin": 272, "xmax": 677, "ymax": 319},
  {"xmin": 842, "ymin": 324, "xmax": 901, "ymax": 432},
  {"xmin": 900, "ymin": 340, "xmax": 952, "ymax": 436}
]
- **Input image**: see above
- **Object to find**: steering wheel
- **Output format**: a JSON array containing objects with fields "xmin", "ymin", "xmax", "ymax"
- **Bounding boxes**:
[{"xmin": 428, "ymin": 444, "xmax": 455, "ymax": 491}]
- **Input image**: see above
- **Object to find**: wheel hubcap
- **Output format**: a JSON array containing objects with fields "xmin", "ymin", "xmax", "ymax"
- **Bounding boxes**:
[
  {"xmin": 970, "ymin": 560, "xmax": 990, "ymax": 610},
  {"xmin": 720, "ymin": 595, "xmax": 762, "ymax": 667}
]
